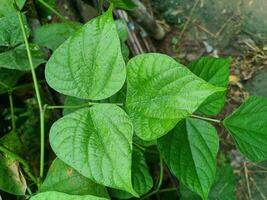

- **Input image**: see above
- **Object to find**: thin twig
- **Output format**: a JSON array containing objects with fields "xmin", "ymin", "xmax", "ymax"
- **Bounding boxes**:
[{"xmin": 244, "ymin": 162, "xmax": 252, "ymax": 199}]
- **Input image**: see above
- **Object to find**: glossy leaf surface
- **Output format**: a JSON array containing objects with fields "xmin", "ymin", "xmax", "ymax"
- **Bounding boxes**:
[
  {"xmin": 49, "ymin": 104, "xmax": 136, "ymax": 195},
  {"xmin": 126, "ymin": 53, "xmax": 223, "ymax": 140},
  {"xmin": 45, "ymin": 8, "xmax": 126, "ymax": 100}
]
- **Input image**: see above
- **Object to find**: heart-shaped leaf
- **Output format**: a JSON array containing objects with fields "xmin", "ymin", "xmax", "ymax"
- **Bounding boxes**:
[
  {"xmin": 158, "ymin": 118, "xmax": 219, "ymax": 199},
  {"xmin": 223, "ymin": 96, "xmax": 267, "ymax": 162},
  {"xmin": 49, "ymin": 104, "xmax": 137, "ymax": 196},
  {"xmin": 45, "ymin": 7, "xmax": 126, "ymax": 100},
  {"xmin": 126, "ymin": 53, "xmax": 223, "ymax": 141}
]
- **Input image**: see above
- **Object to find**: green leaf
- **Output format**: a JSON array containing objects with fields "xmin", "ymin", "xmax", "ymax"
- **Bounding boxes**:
[
  {"xmin": 0, "ymin": 0, "xmax": 26, "ymax": 16},
  {"xmin": 0, "ymin": 68, "xmax": 24, "ymax": 94},
  {"xmin": 30, "ymin": 191, "xmax": 109, "ymax": 200},
  {"xmin": 109, "ymin": 148, "xmax": 153, "ymax": 199},
  {"xmin": 158, "ymin": 118, "xmax": 219, "ymax": 199},
  {"xmin": 115, "ymin": 20, "xmax": 129, "ymax": 62},
  {"xmin": 188, "ymin": 57, "xmax": 230, "ymax": 116},
  {"xmin": 223, "ymin": 96, "xmax": 267, "ymax": 162},
  {"xmin": 126, "ymin": 53, "xmax": 223, "ymax": 141},
  {"xmin": 0, "ymin": 44, "xmax": 44, "ymax": 71},
  {"xmin": 49, "ymin": 104, "xmax": 137, "ymax": 196},
  {"xmin": 0, "ymin": 13, "xmax": 27, "ymax": 47},
  {"xmin": 208, "ymin": 164, "xmax": 236, "ymax": 200},
  {"xmin": 45, "ymin": 8, "xmax": 126, "ymax": 100},
  {"xmin": 0, "ymin": 132, "xmax": 27, "ymax": 195},
  {"xmin": 41, "ymin": 158, "xmax": 109, "ymax": 197},
  {"xmin": 108, "ymin": 0, "xmax": 137, "ymax": 10},
  {"xmin": 180, "ymin": 164, "xmax": 236, "ymax": 200},
  {"xmin": 34, "ymin": 22, "xmax": 82, "ymax": 51}
]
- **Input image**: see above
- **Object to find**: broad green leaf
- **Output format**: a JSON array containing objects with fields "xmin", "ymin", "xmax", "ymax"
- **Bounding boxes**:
[
  {"xmin": 158, "ymin": 118, "xmax": 219, "ymax": 199},
  {"xmin": 223, "ymin": 96, "xmax": 267, "ymax": 162},
  {"xmin": 45, "ymin": 8, "xmax": 126, "ymax": 100},
  {"xmin": 0, "ymin": 132, "xmax": 27, "ymax": 195},
  {"xmin": 0, "ymin": 13, "xmax": 27, "ymax": 47},
  {"xmin": 34, "ymin": 22, "xmax": 82, "ymax": 51},
  {"xmin": 126, "ymin": 53, "xmax": 223, "ymax": 141},
  {"xmin": 109, "ymin": 148, "xmax": 153, "ymax": 199},
  {"xmin": 0, "ymin": 68, "xmax": 24, "ymax": 94},
  {"xmin": 180, "ymin": 164, "xmax": 236, "ymax": 200},
  {"xmin": 49, "ymin": 104, "xmax": 137, "ymax": 196},
  {"xmin": 108, "ymin": 0, "xmax": 136, "ymax": 10},
  {"xmin": 41, "ymin": 158, "xmax": 109, "ymax": 197},
  {"xmin": 0, "ymin": 44, "xmax": 44, "ymax": 71},
  {"xmin": 30, "ymin": 191, "xmax": 109, "ymax": 200},
  {"xmin": 188, "ymin": 57, "xmax": 230, "ymax": 116}
]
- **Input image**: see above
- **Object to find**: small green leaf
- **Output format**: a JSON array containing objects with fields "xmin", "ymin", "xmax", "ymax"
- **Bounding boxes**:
[
  {"xmin": 109, "ymin": 0, "xmax": 137, "ymax": 10},
  {"xmin": 223, "ymin": 96, "xmax": 267, "ymax": 162},
  {"xmin": 188, "ymin": 57, "xmax": 230, "ymax": 116},
  {"xmin": 0, "ymin": 44, "xmax": 44, "ymax": 71},
  {"xmin": 30, "ymin": 191, "xmax": 109, "ymax": 200},
  {"xmin": 110, "ymin": 148, "xmax": 153, "ymax": 199},
  {"xmin": 0, "ymin": 13, "xmax": 28, "ymax": 47},
  {"xmin": 126, "ymin": 53, "xmax": 223, "ymax": 141},
  {"xmin": 0, "ymin": 132, "xmax": 27, "ymax": 195},
  {"xmin": 34, "ymin": 22, "xmax": 82, "ymax": 51},
  {"xmin": 41, "ymin": 158, "xmax": 109, "ymax": 197},
  {"xmin": 158, "ymin": 118, "xmax": 219, "ymax": 199},
  {"xmin": 49, "ymin": 104, "xmax": 137, "ymax": 196},
  {"xmin": 45, "ymin": 8, "xmax": 126, "ymax": 100},
  {"xmin": 0, "ymin": 68, "xmax": 24, "ymax": 94}
]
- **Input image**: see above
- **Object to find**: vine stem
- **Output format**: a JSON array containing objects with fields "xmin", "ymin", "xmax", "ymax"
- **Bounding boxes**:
[
  {"xmin": 8, "ymin": 91, "xmax": 16, "ymax": 131},
  {"xmin": 17, "ymin": 10, "xmax": 45, "ymax": 183},
  {"xmin": 141, "ymin": 156, "xmax": 164, "ymax": 199},
  {"xmin": 0, "ymin": 145, "xmax": 38, "ymax": 185},
  {"xmin": 191, "ymin": 114, "xmax": 221, "ymax": 123},
  {"xmin": 37, "ymin": 0, "xmax": 68, "ymax": 22}
]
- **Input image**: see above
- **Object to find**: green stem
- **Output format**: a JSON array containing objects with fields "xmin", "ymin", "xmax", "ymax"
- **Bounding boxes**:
[
  {"xmin": 0, "ymin": 145, "xmax": 38, "ymax": 185},
  {"xmin": 156, "ymin": 156, "xmax": 164, "ymax": 191},
  {"xmin": 191, "ymin": 114, "xmax": 221, "ymax": 123},
  {"xmin": 8, "ymin": 91, "xmax": 16, "ymax": 131},
  {"xmin": 37, "ymin": 0, "xmax": 68, "ymax": 22},
  {"xmin": 141, "ymin": 156, "xmax": 164, "ymax": 199},
  {"xmin": 46, "ymin": 102, "xmax": 124, "ymax": 110},
  {"xmin": 39, "ymin": 108, "xmax": 45, "ymax": 181},
  {"xmin": 17, "ymin": 10, "xmax": 45, "ymax": 182}
]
